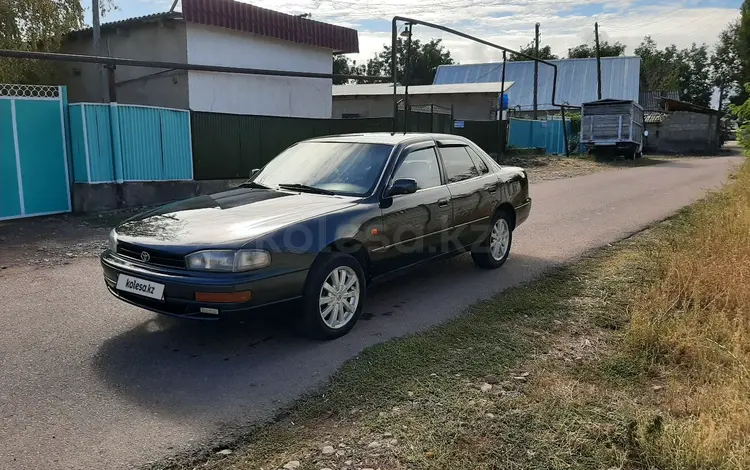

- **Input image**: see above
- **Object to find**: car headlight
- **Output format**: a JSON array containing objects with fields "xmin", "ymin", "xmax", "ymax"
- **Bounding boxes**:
[
  {"xmin": 108, "ymin": 229, "xmax": 118, "ymax": 252},
  {"xmin": 185, "ymin": 250, "xmax": 271, "ymax": 272}
]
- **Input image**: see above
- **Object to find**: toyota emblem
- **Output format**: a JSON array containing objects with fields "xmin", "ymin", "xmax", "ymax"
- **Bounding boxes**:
[{"xmin": 140, "ymin": 251, "xmax": 151, "ymax": 262}]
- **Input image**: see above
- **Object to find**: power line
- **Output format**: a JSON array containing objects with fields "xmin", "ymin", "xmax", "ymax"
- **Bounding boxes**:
[{"xmin": 604, "ymin": 6, "xmax": 692, "ymax": 32}]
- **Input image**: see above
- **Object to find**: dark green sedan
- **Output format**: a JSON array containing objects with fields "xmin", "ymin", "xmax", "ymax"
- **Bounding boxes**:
[{"xmin": 101, "ymin": 133, "xmax": 531, "ymax": 340}]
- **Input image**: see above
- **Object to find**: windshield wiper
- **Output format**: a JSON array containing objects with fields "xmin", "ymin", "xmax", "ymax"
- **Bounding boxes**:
[
  {"xmin": 238, "ymin": 181, "xmax": 270, "ymax": 189},
  {"xmin": 277, "ymin": 183, "xmax": 336, "ymax": 195}
]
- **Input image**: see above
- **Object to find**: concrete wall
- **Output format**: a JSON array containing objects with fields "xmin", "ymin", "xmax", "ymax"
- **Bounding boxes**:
[
  {"xmin": 62, "ymin": 21, "xmax": 189, "ymax": 109},
  {"xmin": 332, "ymin": 93, "xmax": 501, "ymax": 121},
  {"xmin": 72, "ymin": 179, "xmax": 246, "ymax": 213},
  {"xmin": 186, "ymin": 23, "xmax": 333, "ymax": 117},
  {"xmin": 657, "ymin": 111, "xmax": 720, "ymax": 154}
]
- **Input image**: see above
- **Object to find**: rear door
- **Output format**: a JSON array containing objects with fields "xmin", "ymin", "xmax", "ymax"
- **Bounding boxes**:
[
  {"xmin": 437, "ymin": 143, "xmax": 497, "ymax": 250},
  {"xmin": 372, "ymin": 144, "xmax": 453, "ymax": 276}
]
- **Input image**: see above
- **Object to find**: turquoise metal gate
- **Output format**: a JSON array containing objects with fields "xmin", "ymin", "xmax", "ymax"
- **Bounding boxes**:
[{"xmin": 0, "ymin": 85, "xmax": 71, "ymax": 220}]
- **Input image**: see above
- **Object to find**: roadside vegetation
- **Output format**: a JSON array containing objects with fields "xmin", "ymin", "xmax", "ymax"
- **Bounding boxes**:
[{"xmin": 155, "ymin": 153, "xmax": 749, "ymax": 470}]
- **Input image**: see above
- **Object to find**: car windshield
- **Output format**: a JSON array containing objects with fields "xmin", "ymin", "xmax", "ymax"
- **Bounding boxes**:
[{"xmin": 251, "ymin": 142, "xmax": 393, "ymax": 197}]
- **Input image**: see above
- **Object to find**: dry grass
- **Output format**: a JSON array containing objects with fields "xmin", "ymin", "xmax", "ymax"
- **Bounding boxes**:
[
  {"xmin": 624, "ymin": 160, "xmax": 750, "ymax": 469},
  {"xmin": 151, "ymin": 159, "xmax": 749, "ymax": 470}
]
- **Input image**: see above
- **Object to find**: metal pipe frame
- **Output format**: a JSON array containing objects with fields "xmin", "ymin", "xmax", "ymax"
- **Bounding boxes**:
[
  {"xmin": 390, "ymin": 16, "xmax": 570, "ymax": 157},
  {"xmin": 0, "ymin": 49, "xmax": 389, "ymax": 83}
]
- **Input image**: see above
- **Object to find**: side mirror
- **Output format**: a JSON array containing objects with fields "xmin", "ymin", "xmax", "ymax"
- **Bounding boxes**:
[
  {"xmin": 250, "ymin": 168, "xmax": 261, "ymax": 177},
  {"xmin": 385, "ymin": 178, "xmax": 418, "ymax": 197}
]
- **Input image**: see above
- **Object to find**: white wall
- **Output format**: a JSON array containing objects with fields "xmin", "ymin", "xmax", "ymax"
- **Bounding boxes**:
[{"xmin": 186, "ymin": 23, "xmax": 333, "ymax": 117}]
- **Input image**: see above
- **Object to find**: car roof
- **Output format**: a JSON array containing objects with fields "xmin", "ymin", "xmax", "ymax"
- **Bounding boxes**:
[{"xmin": 304, "ymin": 132, "xmax": 472, "ymax": 146}]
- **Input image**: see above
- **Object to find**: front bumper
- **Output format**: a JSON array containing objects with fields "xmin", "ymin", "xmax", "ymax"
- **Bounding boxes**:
[{"xmin": 100, "ymin": 250, "xmax": 308, "ymax": 320}]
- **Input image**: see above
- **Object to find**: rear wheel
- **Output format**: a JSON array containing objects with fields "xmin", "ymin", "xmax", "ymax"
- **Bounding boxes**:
[
  {"xmin": 471, "ymin": 210, "xmax": 513, "ymax": 269},
  {"xmin": 298, "ymin": 252, "xmax": 366, "ymax": 340}
]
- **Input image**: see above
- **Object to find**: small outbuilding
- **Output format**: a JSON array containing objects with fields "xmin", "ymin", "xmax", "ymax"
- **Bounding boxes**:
[
  {"xmin": 332, "ymin": 82, "xmax": 515, "ymax": 121},
  {"xmin": 643, "ymin": 98, "xmax": 722, "ymax": 155}
]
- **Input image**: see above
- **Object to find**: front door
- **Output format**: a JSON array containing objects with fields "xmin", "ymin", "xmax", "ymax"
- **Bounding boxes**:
[{"xmin": 371, "ymin": 145, "xmax": 453, "ymax": 276}]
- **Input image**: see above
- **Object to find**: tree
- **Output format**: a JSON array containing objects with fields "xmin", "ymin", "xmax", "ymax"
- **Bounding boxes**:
[
  {"xmin": 0, "ymin": 0, "xmax": 117, "ymax": 84},
  {"xmin": 332, "ymin": 55, "xmax": 366, "ymax": 85},
  {"xmin": 729, "ymin": 83, "xmax": 750, "ymax": 147},
  {"xmin": 634, "ymin": 36, "xmax": 680, "ymax": 92},
  {"xmin": 509, "ymin": 44, "xmax": 558, "ymax": 61},
  {"xmin": 357, "ymin": 38, "xmax": 454, "ymax": 85},
  {"xmin": 712, "ymin": 20, "xmax": 741, "ymax": 110},
  {"xmin": 732, "ymin": 1, "xmax": 750, "ymax": 105},
  {"xmin": 678, "ymin": 43, "xmax": 712, "ymax": 107},
  {"xmin": 567, "ymin": 41, "xmax": 626, "ymax": 59},
  {"xmin": 634, "ymin": 36, "xmax": 713, "ymax": 108}
]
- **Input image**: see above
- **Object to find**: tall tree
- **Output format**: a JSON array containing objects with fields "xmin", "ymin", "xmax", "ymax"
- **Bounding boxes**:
[
  {"xmin": 567, "ymin": 41, "xmax": 626, "ymax": 59},
  {"xmin": 356, "ymin": 38, "xmax": 454, "ymax": 85},
  {"xmin": 733, "ymin": 1, "xmax": 750, "ymax": 105},
  {"xmin": 634, "ymin": 36, "xmax": 680, "ymax": 93},
  {"xmin": 0, "ymin": 0, "xmax": 117, "ymax": 84},
  {"xmin": 634, "ymin": 36, "xmax": 713, "ymax": 107},
  {"xmin": 332, "ymin": 55, "xmax": 365, "ymax": 85},
  {"xmin": 509, "ymin": 44, "xmax": 558, "ymax": 61},
  {"xmin": 678, "ymin": 43, "xmax": 712, "ymax": 107},
  {"xmin": 712, "ymin": 20, "xmax": 741, "ymax": 110}
]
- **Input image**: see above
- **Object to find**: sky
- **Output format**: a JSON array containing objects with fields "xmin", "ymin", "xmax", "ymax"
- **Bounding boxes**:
[{"xmin": 87, "ymin": 0, "xmax": 742, "ymax": 65}]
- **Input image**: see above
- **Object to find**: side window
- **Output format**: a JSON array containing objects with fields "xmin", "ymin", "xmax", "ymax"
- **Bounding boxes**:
[
  {"xmin": 440, "ymin": 146, "xmax": 480, "ymax": 183},
  {"xmin": 391, "ymin": 147, "xmax": 442, "ymax": 190},
  {"xmin": 466, "ymin": 147, "xmax": 489, "ymax": 174}
]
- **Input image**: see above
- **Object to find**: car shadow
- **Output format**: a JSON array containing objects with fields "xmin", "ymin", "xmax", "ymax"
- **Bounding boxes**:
[{"xmin": 92, "ymin": 252, "xmax": 557, "ymax": 421}]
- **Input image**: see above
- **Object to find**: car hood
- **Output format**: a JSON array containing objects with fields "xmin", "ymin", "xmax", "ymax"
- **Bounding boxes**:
[{"xmin": 115, "ymin": 187, "xmax": 359, "ymax": 249}]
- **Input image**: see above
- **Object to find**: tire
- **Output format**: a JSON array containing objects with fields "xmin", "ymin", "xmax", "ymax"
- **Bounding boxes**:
[
  {"xmin": 298, "ymin": 252, "xmax": 366, "ymax": 340},
  {"xmin": 471, "ymin": 210, "xmax": 513, "ymax": 269}
]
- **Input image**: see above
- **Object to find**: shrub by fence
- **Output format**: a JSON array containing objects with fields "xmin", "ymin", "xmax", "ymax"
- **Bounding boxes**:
[{"xmin": 191, "ymin": 111, "xmax": 452, "ymax": 180}]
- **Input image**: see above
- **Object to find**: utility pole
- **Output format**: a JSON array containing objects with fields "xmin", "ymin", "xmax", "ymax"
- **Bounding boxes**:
[
  {"xmin": 92, "ymin": 0, "xmax": 105, "ymax": 102},
  {"xmin": 533, "ymin": 22, "xmax": 540, "ymax": 119},
  {"xmin": 595, "ymin": 22, "xmax": 602, "ymax": 100}
]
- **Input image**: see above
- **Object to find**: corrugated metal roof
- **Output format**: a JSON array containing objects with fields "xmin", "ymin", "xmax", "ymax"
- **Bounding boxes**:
[
  {"xmin": 333, "ymin": 81, "xmax": 515, "ymax": 97},
  {"xmin": 644, "ymin": 111, "xmax": 668, "ymax": 124},
  {"xmin": 70, "ymin": 12, "xmax": 181, "ymax": 35},
  {"xmin": 182, "ymin": 0, "xmax": 359, "ymax": 53},
  {"xmin": 639, "ymin": 91, "xmax": 680, "ymax": 111},
  {"xmin": 433, "ymin": 56, "xmax": 640, "ymax": 111}
]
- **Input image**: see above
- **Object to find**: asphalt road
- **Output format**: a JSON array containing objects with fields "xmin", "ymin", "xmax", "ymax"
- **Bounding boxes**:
[{"xmin": 0, "ymin": 156, "xmax": 741, "ymax": 470}]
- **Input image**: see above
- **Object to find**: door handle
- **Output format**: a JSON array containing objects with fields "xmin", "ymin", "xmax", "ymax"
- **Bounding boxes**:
[
  {"xmin": 438, "ymin": 198, "xmax": 450, "ymax": 207},
  {"xmin": 487, "ymin": 185, "xmax": 497, "ymax": 194}
]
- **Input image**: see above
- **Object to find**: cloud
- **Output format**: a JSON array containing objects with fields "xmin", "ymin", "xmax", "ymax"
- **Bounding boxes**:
[
  {"xmin": 245, "ymin": 0, "xmax": 740, "ymax": 64},
  {"xmin": 109, "ymin": 0, "xmax": 741, "ymax": 65}
]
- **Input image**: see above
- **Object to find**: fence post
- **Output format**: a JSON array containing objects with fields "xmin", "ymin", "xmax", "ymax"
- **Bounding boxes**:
[
  {"xmin": 450, "ymin": 104, "xmax": 454, "ymax": 134},
  {"xmin": 430, "ymin": 104, "xmax": 434, "ymax": 133},
  {"xmin": 561, "ymin": 106, "xmax": 570, "ymax": 157}
]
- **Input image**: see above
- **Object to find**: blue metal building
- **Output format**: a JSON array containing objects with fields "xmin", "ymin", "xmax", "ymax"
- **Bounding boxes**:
[{"xmin": 433, "ymin": 56, "xmax": 641, "ymax": 112}]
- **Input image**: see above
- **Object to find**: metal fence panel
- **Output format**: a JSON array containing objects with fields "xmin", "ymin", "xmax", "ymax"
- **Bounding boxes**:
[
  {"xmin": 192, "ymin": 113, "xmax": 397, "ymax": 180},
  {"xmin": 508, "ymin": 118, "xmax": 546, "ymax": 149},
  {"xmin": 453, "ymin": 120, "xmax": 500, "ymax": 153},
  {"xmin": 69, "ymin": 103, "xmax": 193, "ymax": 183},
  {"xmin": 0, "ymin": 100, "xmax": 22, "ymax": 218},
  {"xmin": 0, "ymin": 85, "xmax": 71, "ymax": 220}
]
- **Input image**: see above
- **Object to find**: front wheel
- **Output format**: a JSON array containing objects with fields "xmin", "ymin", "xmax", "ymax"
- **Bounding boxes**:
[
  {"xmin": 298, "ymin": 252, "xmax": 366, "ymax": 340},
  {"xmin": 471, "ymin": 210, "xmax": 513, "ymax": 269}
]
